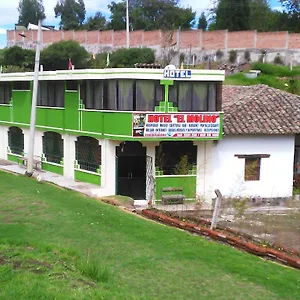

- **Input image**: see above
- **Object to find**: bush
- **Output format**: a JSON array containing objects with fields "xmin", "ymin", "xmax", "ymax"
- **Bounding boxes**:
[
  {"xmin": 229, "ymin": 50, "xmax": 237, "ymax": 64},
  {"xmin": 244, "ymin": 50, "xmax": 251, "ymax": 63},
  {"xmin": 108, "ymin": 47, "xmax": 155, "ymax": 68},
  {"xmin": 3, "ymin": 46, "xmax": 35, "ymax": 71},
  {"xmin": 274, "ymin": 54, "xmax": 284, "ymax": 65},
  {"xmin": 40, "ymin": 40, "xmax": 90, "ymax": 71},
  {"xmin": 216, "ymin": 49, "xmax": 224, "ymax": 61}
]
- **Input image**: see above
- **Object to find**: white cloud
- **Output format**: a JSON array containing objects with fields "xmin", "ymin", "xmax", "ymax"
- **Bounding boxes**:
[
  {"xmin": 272, "ymin": 6, "xmax": 284, "ymax": 12},
  {"xmin": 0, "ymin": 28, "xmax": 7, "ymax": 35}
]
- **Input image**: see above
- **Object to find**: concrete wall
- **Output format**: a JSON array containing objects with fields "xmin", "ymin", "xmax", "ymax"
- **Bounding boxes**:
[
  {"xmin": 212, "ymin": 135, "xmax": 295, "ymax": 198},
  {"xmin": 7, "ymin": 29, "xmax": 300, "ymax": 65}
]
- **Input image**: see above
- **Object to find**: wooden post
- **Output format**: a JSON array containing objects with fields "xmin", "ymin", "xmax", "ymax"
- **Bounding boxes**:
[{"xmin": 210, "ymin": 189, "xmax": 222, "ymax": 230}]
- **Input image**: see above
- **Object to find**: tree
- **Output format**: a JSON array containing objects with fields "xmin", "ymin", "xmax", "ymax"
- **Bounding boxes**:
[
  {"xmin": 279, "ymin": 0, "xmax": 300, "ymax": 32},
  {"xmin": 3, "ymin": 46, "xmax": 35, "ymax": 71},
  {"xmin": 83, "ymin": 12, "xmax": 107, "ymax": 30},
  {"xmin": 54, "ymin": 0, "xmax": 86, "ymax": 30},
  {"xmin": 197, "ymin": 12, "xmax": 207, "ymax": 30},
  {"xmin": 18, "ymin": 0, "xmax": 46, "ymax": 27},
  {"xmin": 107, "ymin": 1, "xmax": 126, "ymax": 30},
  {"xmin": 108, "ymin": 47, "xmax": 155, "ymax": 68},
  {"xmin": 215, "ymin": 0, "xmax": 250, "ymax": 31},
  {"xmin": 40, "ymin": 40, "xmax": 90, "ymax": 70},
  {"xmin": 107, "ymin": 0, "xmax": 196, "ymax": 31},
  {"xmin": 249, "ymin": 0, "xmax": 271, "ymax": 31}
]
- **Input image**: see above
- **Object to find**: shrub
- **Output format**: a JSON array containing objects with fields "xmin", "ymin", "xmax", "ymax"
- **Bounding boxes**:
[
  {"xmin": 244, "ymin": 50, "xmax": 251, "ymax": 62},
  {"xmin": 216, "ymin": 49, "xmax": 224, "ymax": 61},
  {"xmin": 274, "ymin": 54, "xmax": 284, "ymax": 65},
  {"xmin": 229, "ymin": 50, "xmax": 237, "ymax": 64},
  {"xmin": 173, "ymin": 155, "xmax": 192, "ymax": 175},
  {"xmin": 40, "ymin": 40, "xmax": 90, "ymax": 70},
  {"xmin": 109, "ymin": 47, "xmax": 155, "ymax": 68}
]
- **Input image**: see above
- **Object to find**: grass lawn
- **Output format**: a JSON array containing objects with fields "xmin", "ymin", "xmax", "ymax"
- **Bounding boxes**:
[
  {"xmin": 224, "ymin": 63, "xmax": 300, "ymax": 95},
  {"xmin": 0, "ymin": 170, "xmax": 299, "ymax": 299}
]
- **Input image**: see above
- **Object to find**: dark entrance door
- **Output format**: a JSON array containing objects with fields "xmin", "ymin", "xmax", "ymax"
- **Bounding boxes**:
[{"xmin": 116, "ymin": 141, "xmax": 146, "ymax": 199}]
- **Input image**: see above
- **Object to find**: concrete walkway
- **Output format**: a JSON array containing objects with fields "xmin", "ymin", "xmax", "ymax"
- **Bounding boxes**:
[{"xmin": 0, "ymin": 159, "xmax": 109, "ymax": 199}]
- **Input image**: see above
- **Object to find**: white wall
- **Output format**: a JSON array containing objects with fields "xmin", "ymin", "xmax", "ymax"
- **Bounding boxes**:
[
  {"xmin": 0, "ymin": 125, "xmax": 8, "ymax": 159},
  {"xmin": 194, "ymin": 140, "xmax": 215, "ymax": 202},
  {"xmin": 213, "ymin": 135, "xmax": 295, "ymax": 198}
]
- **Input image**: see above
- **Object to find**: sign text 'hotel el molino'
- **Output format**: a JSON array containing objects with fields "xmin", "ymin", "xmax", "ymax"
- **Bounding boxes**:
[{"xmin": 132, "ymin": 113, "xmax": 221, "ymax": 138}]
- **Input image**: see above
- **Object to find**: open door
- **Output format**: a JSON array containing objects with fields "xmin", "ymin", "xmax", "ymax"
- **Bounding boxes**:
[{"xmin": 116, "ymin": 142, "xmax": 146, "ymax": 199}]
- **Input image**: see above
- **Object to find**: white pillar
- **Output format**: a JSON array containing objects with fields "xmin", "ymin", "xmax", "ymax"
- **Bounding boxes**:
[
  {"xmin": 0, "ymin": 126, "xmax": 8, "ymax": 159},
  {"xmin": 195, "ymin": 140, "xmax": 215, "ymax": 205},
  {"xmin": 103, "ymin": 139, "xmax": 119, "ymax": 195},
  {"xmin": 63, "ymin": 134, "xmax": 77, "ymax": 179}
]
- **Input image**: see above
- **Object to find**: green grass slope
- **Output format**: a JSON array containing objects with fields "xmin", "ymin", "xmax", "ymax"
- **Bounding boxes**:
[
  {"xmin": 224, "ymin": 63, "xmax": 300, "ymax": 95},
  {"xmin": 0, "ymin": 171, "xmax": 299, "ymax": 300}
]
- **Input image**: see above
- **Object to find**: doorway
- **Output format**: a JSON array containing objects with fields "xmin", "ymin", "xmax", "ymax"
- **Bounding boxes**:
[{"xmin": 116, "ymin": 141, "xmax": 146, "ymax": 199}]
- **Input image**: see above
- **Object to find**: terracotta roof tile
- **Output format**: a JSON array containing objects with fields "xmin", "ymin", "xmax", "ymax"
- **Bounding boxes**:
[{"xmin": 222, "ymin": 84, "xmax": 300, "ymax": 135}]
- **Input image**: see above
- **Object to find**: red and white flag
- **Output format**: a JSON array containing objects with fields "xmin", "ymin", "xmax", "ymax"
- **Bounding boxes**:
[{"xmin": 68, "ymin": 58, "xmax": 73, "ymax": 70}]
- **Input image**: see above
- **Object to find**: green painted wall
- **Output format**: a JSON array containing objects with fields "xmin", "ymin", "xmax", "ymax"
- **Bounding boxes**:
[
  {"xmin": 103, "ymin": 112, "xmax": 132, "ymax": 137},
  {"xmin": 42, "ymin": 162, "xmax": 63, "ymax": 175},
  {"xmin": 81, "ymin": 111, "xmax": 103, "ymax": 135},
  {"xmin": 65, "ymin": 91, "xmax": 80, "ymax": 131},
  {"xmin": 12, "ymin": 91, "xmax": 31, "ymax": 124},
  {"xmin": 0, "ymin": 105, "xmax": 11, "ymax": 123},
  {"xmin": 37, "ymin": 108, "xmax": 64, "ymax": 131},
  {"xmin": 155, "ymin": 176, "xmax": 196, "ymax": 200},
  {"xmin": 7, "ymin": 153, "xmax": 21, "ymax": 163},
  {"xmin": 74, "ymin": 169, "xmax": 101, "ymax": 185}
]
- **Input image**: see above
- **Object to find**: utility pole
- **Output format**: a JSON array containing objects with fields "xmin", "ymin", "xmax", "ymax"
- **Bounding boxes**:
[
  {"xmin": 177, "ymin": 26, "xmax": 181, "ymax": 68},
  {"xmin": 126, "ymin": 0, "xmax": 130, "ymax": 48},
  {"xmin": 26, "ymin": 20, "xmax": 41, "ymax": 177}
]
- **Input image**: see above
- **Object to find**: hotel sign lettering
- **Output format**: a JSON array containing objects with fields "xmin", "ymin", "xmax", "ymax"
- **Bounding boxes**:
[
  {"xmin": 163, "ymin": 69, "xmax": 191, "ymax": 79},
  {"xmin": 132, "ymin": 113, "xmax": 221, "ymax": 138}
]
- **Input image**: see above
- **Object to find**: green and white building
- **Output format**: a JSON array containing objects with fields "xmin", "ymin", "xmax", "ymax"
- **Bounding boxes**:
[{"xmin": 0, "ymin": 67, "xmax": 225, "ymax": 202}]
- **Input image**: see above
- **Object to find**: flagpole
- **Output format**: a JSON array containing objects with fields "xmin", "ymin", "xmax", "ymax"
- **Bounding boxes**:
[
  {"xmin": 26, "ymin": 20, "xmax": 42, "ymax": 177},
  {"xmin": 126, "ymin": 0, "xmax": 129, "ymax": 48}
]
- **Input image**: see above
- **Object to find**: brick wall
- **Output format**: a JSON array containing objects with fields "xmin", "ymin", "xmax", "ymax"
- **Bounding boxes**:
[{"xmin": 6, "ymin": 28, "xmax": 300, "ymax": 53}]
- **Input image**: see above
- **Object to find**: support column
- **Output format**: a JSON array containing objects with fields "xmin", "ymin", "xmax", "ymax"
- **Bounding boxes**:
[
  {"xmin": 63, "ymin": 134, "xmax": 77, "ymax": 179},
  {"xmin": 0, "ymin": 126, "xmax": 8, "ymax": 159},
  {"xmin": 195, "ymin": 140, "xmax": 215, "ymax": 205},
  {"xmin": 103, "ymin": 139, "xmax": 119, "ymax": 195}
]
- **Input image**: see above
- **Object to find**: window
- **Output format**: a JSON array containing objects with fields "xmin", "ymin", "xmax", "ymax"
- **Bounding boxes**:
[
  {"xmin": 75, "ymin": 136, "xmax": 101, "ymax": 173},
  {"xmin": 168, "ymin": 82, "xmax": 218, "ymax": 112},
  {"xmin": 66, "ymin": 80, "xmax": 78, "ymax": 91},
  {"xmin": 0, "ymin": 82, "xmax": 12, "ymax": 104},
  {"xmin": 245, "ymin": 158, "xmax": 261, "ymax": 181},
  {"xmin": 80, "ymin": 80, "xmax": 104, "ymax": 109},
  {"xmin": 8, "ymin": 127, "xmax": 24, "ymax": 155},
  {"xmin": 235, "ymin": 154, "xmax": 270, "ymax": 181},
  {"xmin": 155, "ymin": 141, "xmax": 197, "ymax": 175},
  {"xmin": 13, "ymin": 81, "xmax": 31, "ymax": 91},
  {"xmin": 38, "ymin": 81, "xmax": 64, "ymax": 107},
  {"xmin": 43, "ymin": 132, "xmax": 63, "ymax": 164}
]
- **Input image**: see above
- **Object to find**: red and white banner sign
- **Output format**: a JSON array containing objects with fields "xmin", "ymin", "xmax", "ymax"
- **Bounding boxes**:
[{"xmin": 132, "ymin": 113, "xmax": 221, "ymax": 138}]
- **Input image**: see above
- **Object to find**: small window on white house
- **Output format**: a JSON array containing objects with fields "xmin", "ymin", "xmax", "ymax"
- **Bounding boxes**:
[
  {"xmin": 245, "ymin": 158, "xmax": 260, "ymax": 181},
  {"xmin": 235, "ymin": 154, "xmax": 270, "ymax": 182}
]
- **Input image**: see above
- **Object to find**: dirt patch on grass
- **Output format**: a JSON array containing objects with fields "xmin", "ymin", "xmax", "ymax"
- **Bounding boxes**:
[{"xmin": 100, "ymin": 195, "xmax": 134, "ymax": 209}]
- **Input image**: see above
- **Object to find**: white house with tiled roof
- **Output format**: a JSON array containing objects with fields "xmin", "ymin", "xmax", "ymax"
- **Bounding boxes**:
[{"xmin": 213, "ymin": 85, "xmax": 300, "ymax": 199}]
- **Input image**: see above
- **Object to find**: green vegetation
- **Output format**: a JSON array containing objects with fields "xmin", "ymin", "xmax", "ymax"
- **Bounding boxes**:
[
  {"xmin": 92, "ymin": 47, "xmax": 155, "ymax": 69},
  {"xmin": 0, "ymin": 170, "xmax": 300, "ymax": 299},
  {"xmin": 224, "ymin": 63, "xmax": 300, "ymax": 95},
  {"xmin": 40, "ymin": 40, "xmax": 91, "ymax": 71}
]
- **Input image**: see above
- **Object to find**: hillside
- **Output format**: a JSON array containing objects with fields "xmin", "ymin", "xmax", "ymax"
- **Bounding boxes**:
[{"xmin": 224, "ymin": 63, "xmax": 300, "ymax": 95}]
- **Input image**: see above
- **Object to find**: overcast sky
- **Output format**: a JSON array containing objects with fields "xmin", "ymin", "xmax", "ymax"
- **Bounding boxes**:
[{"xmin": 0, "ymin": 0, "xmax": 283, "ymax": 48}]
